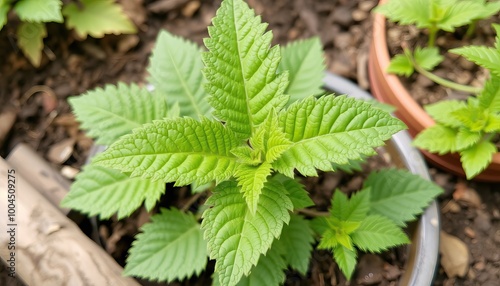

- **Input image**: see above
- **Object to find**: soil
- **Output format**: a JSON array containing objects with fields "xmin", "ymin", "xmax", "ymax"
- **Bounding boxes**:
[{"xmin": 0, "ymin": 0, "xmax": 499, "ymax": 285}]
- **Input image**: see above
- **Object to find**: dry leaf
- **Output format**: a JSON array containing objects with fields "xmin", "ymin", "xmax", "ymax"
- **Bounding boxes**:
[{"xmin": 440, "ymin": 231, "xmax": 469, "ymax": 278}]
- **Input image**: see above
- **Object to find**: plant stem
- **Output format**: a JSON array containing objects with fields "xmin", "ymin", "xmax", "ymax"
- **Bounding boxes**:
[
  {"xmin": 428, "ymin": 26, "xmax": 438, "ymax": 47},
  {"xmin": 465, "ymin": 21, "xmax": 477, "ymax": 39},
  {"xmin": 181, "ymin": 190, "xmax": 207, "ymax": 212},
  {"xmin": 297, "ymin": 208, "xmax": 329, "ymax": 217}
]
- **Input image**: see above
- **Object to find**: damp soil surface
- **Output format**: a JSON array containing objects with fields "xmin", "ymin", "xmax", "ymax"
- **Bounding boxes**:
[{"xmin": 1, "ymin": 0, "xmax": 499, "ymax": 285}]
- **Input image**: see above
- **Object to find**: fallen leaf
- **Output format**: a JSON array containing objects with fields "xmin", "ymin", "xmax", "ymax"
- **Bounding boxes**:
[{"xmin": 440, "ymin": 231, "xmax": 469, "ymax": 278}]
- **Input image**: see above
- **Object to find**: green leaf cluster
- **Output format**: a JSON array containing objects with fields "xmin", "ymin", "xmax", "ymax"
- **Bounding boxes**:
[
  {"xmin": 1, "ymin": 0, "xmax": 135, "ymax": 67},
  {"xmin": 414, "ymin": 76, "xmax": 500, "ymax": 178},
  {"xmin": 61, "ymin": 0, "xmax": 443, "ymax": 285}
]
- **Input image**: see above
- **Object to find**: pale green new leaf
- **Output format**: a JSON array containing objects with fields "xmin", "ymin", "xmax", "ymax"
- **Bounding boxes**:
[
  {"xmin": 61, "ymin": 165, "xmax": 164, "ymax": 219},
  {"xmin": 414, "ymin": 47, "xmax": 443, "ymax": 71},
  {"xmin": 451, "ymin": 106, "xmax": 489, "ymax": 132},
  {"xmin": 460, "ymin": 140, "xmax": 497, "ymax": 179},
  {"xmin": 14, "ymin": 0, "xmax": 62, "ymax": 23},
  {"xmin": 203, "ymin": 0, "xmax": 289, "ymax": 138},
  {"xmin": 69, "ymin": 83, "xmax": 170, "ymax": 145},
  {"xmin": 279, "ymin": 37, "xmax": 325, "ymax": 103},
  {"xmin": 456, "ymin": 128, "xmax": 482, "ymax": 151},
  {"xmin": 473, "ymin": 0, "xmax": 500, "ymax": 21},
  {"xmin": 425, "ymin": 100, "xmax": 467, "ymax": 128},
  {"xmin": 147, "ymin": 30, "xmax": 210, "ymax": 119},
  {"xmin": 451, "ymin": 46, "xmax": 500, "ymax": 77},
  {"xmin": 251, "ymin": 110, "xmax": 292, "ymax": 163},
  {"xmin": 478, "ymin": 76, "xmax": 500, "ymax": 112},
  {"xmin": 274, "ymin": 95, "xmax": 406, "ymax": 177},
  {"xmin": 330, "ymin": 190, "xmax": 349, "ymax": 221},
  {"xmin": 236, "ymin": 243, "xmax": 287, "ymax": 286},
  {"xmin": 330, "ymin": 189, "xmax": 370, "ymax": 222},
  {"xmin": 351, "ymin": 215, "xmax": 410, "ymax": 252},
  {"xmin": 485, "ymin": 114, "xmax": 500, "ymax": 132},
  {"xmin": 93, "ymin": 118, "xmax": 240, "ymax": 186},
  {"xmin": 17, "ymin": 22, "xmax": 46, "ymax": 67},
  {"xmin": 63, "ymin": 0, "xmax": 136, "ymax": 39},
  {"xmin": 124, "ymin": 208, "xmax": 207, "ymax": 282},
  {"xmin": 438, "ymin": 1, "xmax": 487, "ymax": 31},
  {"xmin": 0, "ymin": 0, "xmax": 10, "ymax": 30},
  {"xmin": 387, "ymin": 54, "xmax": 414, "ymax": 77},
  {"xmin": 202, "ymin": 179, "xmax": 293, "ymax": 286},
  {"xmin": 374, "ymin": 0, "xmax": 432, "ymax": 28},
  {"xmin": 364, "ymin": 169, "xmax": 443, "ymax": 226},
  {"xmin": 333, "ymin": 245, "xmax": 357, "ymax": 280},
  {"xmin": 414, "ymin": 124, "xmax": 459, "ymax": 154},
  {"xmin": 234, "ymin": 162, "xmax": 273, "ymax": 214},
  {"xmin": 278, "ymin": 214, "xmax": 314, "ymax": 275}
]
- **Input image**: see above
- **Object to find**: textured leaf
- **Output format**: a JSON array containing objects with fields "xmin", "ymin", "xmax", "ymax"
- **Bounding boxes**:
[
  {"xmin": 460, "ymin": 140, "xmax": 497, "ymax": 179},
  {"xmin": 451, "ymin": 46, "xmax": 500, "ymax": 77},
  {"xmin": 478, "ymin": 75, "xmax": 500, "ymax": 112},
  {"xmin": 276, "ymin": 175, "xmax": 314, "ymax": 209},
  {"xmin": 451, "ymin": 105, "xmax": 489, "ymax": 132},
  {"xmin": 438, "ymin": 1, "xmax": 487, "ymax": 31},
  {"xmin": 374, "ymin": 0, "xmax": 432, "ymax": 28},
  {"xmin": 236, "ymin": 242, "xmax": 286, "ymax": 286},
  {"xmin": 309, "ymin": 217, "xmax": 328, "ymax": 236},
  {"xmin": 456, "ymin": 128, "xmax": 482, "ymax": 151},
  {"xmin": 473, "ymin": 0, "xmax": 500, "ymax": 20},
  {"xmin": 14, "ymin": 0, "xmax": 63, "ymax": 22},
  {"xmin": 364, "ymin": 169, "xmax": 443, "ymax": 226},
  {"xmin": 250, "ymin": 110, "xmax": 291, "ymax": 163},
  {"xmin": 17, "ymin": 22, "xmax": 46, "ymax": 67},
  {"xmin": 147, "ymin": 30, "xmax": 210, "ymax": 119},
  {"xmin": 318, "ymin": 217, "xmax": 360, "ymax": 252},
  {"xmin": 278, "ymin": 214, "xmax": 314, "ymax": 275},
  {"xmin": 279, "ymin": 37, "xmax": 325, "ymax": 103},
  {"xmin": 274, "ymin": 95, "xmax": 406, "ymax": 177},
  {"xmin": 63, "ymin": 0, "xmax": 136, "ymax": 39},
  {"xmin": 61, "ymin": 165, "xmax": 164, "ymax": 219},
  {"xmin": 333, "ymin": 245, "xmax": 357, "ymax": 280},
  {"xmin": 387, "ymin": 53, "xmax": 414, "ymax": 77},
  {"xmin": 69, "ymin": 83, "xmax": 170, "ymax": 145},
  {"xmin": 351, "ymin": 215, "xmax": 410, "ymax": 252},
  {"xmin": 485, "ymin": 114, "xmax": 500, "ymax": 133},
  {"xmin": 414, "ymin": 46, "xmax": 443, "ymax": 71},
  {"xmin": 203, "ymin": 0, "xmax": 289, "ymax": 138},
  {"xmin": 202, "ymin": 179, "xmax": 293, "ymax": 286},
  {"xmin": 124, "ymin": 209, "xmax": 207, "ymax": 282},
  {"xmin": 234, "ymin": 162, "xmax": 273, "ymax": 214},
  {"xmin": 0, "ymin": 0, "xmax": 10, "ymax": 29},
  {"xmin": 425, "ymin": 100, "xmax": 467, "ymax": 128},
  {"xmin": 330, "ymin": 191, "xmax": 349, "ymax": 221},
  {"xmin": 336, "ymin": 188, "xmax": 371, "ymax": 222},
  {"xmin": 414, "ymin": 124, "xmax": 459, "ymax": 154},
  {"xmin": 93, "ymin": 118, "xmax": 241, "ymax": 186}
]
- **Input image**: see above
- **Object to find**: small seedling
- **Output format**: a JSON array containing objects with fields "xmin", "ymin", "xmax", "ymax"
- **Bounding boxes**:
[{"xmin": 62, "ymin": 0, "xmax": 442, "ymax": 285}]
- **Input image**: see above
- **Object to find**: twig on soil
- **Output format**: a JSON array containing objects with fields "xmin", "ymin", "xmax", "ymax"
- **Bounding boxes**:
[
  {"xmin": 181, "ymin": 190, "xmax": 207, "ymax": 213},
  {"xmin": 298, "ymin": 208, "xmax": 330, "ymax": 217}
]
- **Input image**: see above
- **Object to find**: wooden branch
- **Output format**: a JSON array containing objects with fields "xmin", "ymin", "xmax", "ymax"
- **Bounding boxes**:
[{"xmin": 0, "ymin": 157, "xmax": 140, "ymax": 286}]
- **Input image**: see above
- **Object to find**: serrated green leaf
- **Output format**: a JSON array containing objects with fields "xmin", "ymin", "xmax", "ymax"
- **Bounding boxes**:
[
  {"xmin": 318, "ymin": 217, "xmax": 360, "ymax": 251},
  {"xmin": 351, "ymin": 215, "xmax": 410, "ymax": 252},
  {"xmin": 279, "ymin": 37, "xmax": 325, "ymax": 103},
  {"xmin": 203, "ymin": 0, "xmax": 289, "ymax": 138},
  {"xmin": 424, "ymin": 100, "xmax": 467, "ymax": 127},
  {"xmin": 438, "ymin": 1, "xmax": 487, "ymax": 31},
  {"xmin": 14, "ymin": 0, "xmax": 62, "ymax": 23},
  {"xmin": 331, "ymin": 190, "xmax": 349, "ymax": 221},
  {"xmin": 494, "ymin": 23, "xmax": 500, "ymax": 50},
  {"xmin": 69, "ymin": 83, "xmax": 170, "ymax": 145},
  {"xmin": 17, "ymin": 21, "xmax": 46, "ymax": 67},
  {"xmin": 310, "ymin": 217, "xmax": 328, "ymax": 236},
  {"xmin": 451, "ymin": 106, "xmax": 489, "ymax": 132},
  {"xmin": 474, "ymin": 0, "xmax": 500, "ymax": 21},
  {"xmin": 276, "ymin": 175, "xmax": 314, "ymax": 209},
  {"xmin": 478, "ymin": 75, "xmax": 500, "ymax": 112},
  {"xmin": 231, "ymin": 146, "xmax": 262, "ymax": 165},
  {"xmin": 414, "ymin": 124, "xmax": 459, "ymax": 154},
  {"xmin": 330, "ymin": 189, "xmax": 370, "ymax": 222},
  {"xmin": 251, "ymin": 110, "xmax": 291, "ymax": 163},
  {"xmin": 61, "ymin": 165, "xmax": 164, "ymax": 219},
  {"xmin": 202, "ymin": 178, "xmax": 293, "ymax": 286},
  {"xmin": 451, "ymin": 46, "xmax": 500, "ymax": 77},
  {"xmin": 365, "ymin": 99, "xmax": 397, "ymax": 114},
  {"xmin": 333, "ymin": 245, "xmax": 357, "ymax": 280},
  {"xmin": 274, "ymin": 95, "xmax": 406, "ymax": 177},
  {"xmin": 277, "ymin": 214, "xmax": 314, "ymax": 275},
  {"xmin": 93, "ymin": 117, "xmax": 241, "ymax": 186},
  {"xmin": 124, "ymin": 208, "xmax": 207, "ymax": 282},
  {"xmin": 460, "ymin": 140, "xmax": 497, "ymax": 179},
  {"xmin": 63, "ymin": 0, "xmax": 136, "ymax": 39},
  {"xmin": 237, "ymin": 241, "xmax": 287, "ymax": 286},
  {"xmin": 374, "ymin": 0, "xmax": 432, "ymax": 29},
  {"xmin": 456, "ymin": 128, "xmax": 482, "ymax": 150},
  {"xmin": 147, "ymin": 30, "xmax": 210, "ymax": 119},
  {"xmin": 235, "ymin": 162, "xmax": 272, "ymax": 214},
  {"xmin": 485, "ymin": 114, "xmax": 500, "ymax": 132},
  {"xmin": 387, "ymin": 53, "xmax": 414, "ymax": 77},
  {"xmin": 0, "ymin": 0, "xmax": 10, "ymax": 30},
  {"xmin": 364, "ymin": 169, "xmax": 443, "ymax": 226},
  {"xmin": 414, "ymin": 46, "xmax": 443, "ymax": 71}
]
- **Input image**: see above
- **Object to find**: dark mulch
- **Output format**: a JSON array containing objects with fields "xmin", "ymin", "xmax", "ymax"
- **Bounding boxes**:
[{"xmin": 0, "ymin": 0, "xmax": 498, "ymax": 285}]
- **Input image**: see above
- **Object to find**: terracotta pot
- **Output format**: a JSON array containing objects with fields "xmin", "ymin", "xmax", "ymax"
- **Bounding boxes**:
[
  {"xmin": 324, "ymin": 72, "xmax": 440, "ymax": 286},
  {"xmin": 368, "ymin": 0, "xmax": 500, "ymax": 182}
]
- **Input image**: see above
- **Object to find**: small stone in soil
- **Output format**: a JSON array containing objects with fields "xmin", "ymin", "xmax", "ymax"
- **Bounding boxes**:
[
  {"xmin": 464, "ymin": 226, "xmax": 476, "ymax": 239},
  {"xmin": 383, "ymin": 263, "xmax": 401, "ymax": 281},
  {"xmin": 356, "ymin": 254, "xmax": 384, "ymax": 285},
  {"xmin": 474, "ymin": 210, "xmax": 492, "ymax": 233}
]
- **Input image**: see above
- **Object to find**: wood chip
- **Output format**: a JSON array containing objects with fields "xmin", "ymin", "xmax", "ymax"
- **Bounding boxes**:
[
  {"xmin": 453, "ymin": 182, "xmax": 482, "ymax": 208},
  {"xmin": 47, "ymin": 138, "xmax": 76, "ymax": 164},
  {"xmin": 440, "ymin": 231, "xmax": 470, "ymax": 278}
]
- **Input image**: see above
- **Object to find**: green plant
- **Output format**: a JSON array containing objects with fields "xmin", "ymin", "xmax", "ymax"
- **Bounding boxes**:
[
  {"xmin": 0, "ymin": 0, "xmax": 135, "ymax": 67},
  {"xmin": 62, "ymin": 0, "xmax": 442, "ymax": 284}
]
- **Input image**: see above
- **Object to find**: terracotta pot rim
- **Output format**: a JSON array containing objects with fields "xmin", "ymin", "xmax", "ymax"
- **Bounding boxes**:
[{"xmin": 370, "ymin": 0, "xmax": 500, "ymax": 181}]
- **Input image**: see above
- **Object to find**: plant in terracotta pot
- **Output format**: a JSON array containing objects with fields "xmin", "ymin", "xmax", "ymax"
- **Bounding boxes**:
[
  {"xmin": 62, "ymin": 0, "xmax": 442, "ymax": 285},
  {"xmin": 369, "ymin": 0, "xmax": 500, "ymax": 181}
]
